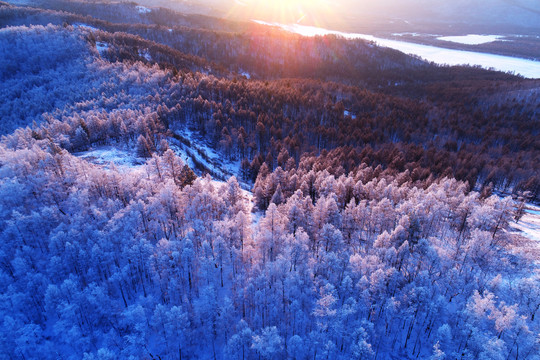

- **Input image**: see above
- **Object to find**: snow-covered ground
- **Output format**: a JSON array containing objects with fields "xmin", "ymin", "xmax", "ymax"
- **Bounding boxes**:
[
  {"xmin": 344, "ymin": 110, "xmax": 356, "ymax": 119},
  {"xmin": 511, "ymin": 204, "xmax": 540, "ymax": 242},
  {"xmin": 138, "ymin": 49, "xmax": 152, "ymax": 61},
  {"xmin": 437, "ymin": 34, "xmax": 504, "ymax": 45},
  {"xmin": 508, "ymin": 203, "xmax": 540, "ymax": 264},
  {"xmin": 170, "ymin": 127, "xmax": 248, "ymax": 189},
  {"xmin": 253, "ymin": 20, "xmax": 540, "ymax": 79},
  {"xmin": 74, "ymin": 128, "xmax": 247, "ymax": 189},
  {"xmin": 95, "ymin": 41, "xmax": 109, "ymax": 56},
  {"xmin": 136, "ymin": 5, "xmax": 151, "ymax": 14},
  {"xmin": 75, "ymin": 146, "xmax": 144, "ymax": 170}
]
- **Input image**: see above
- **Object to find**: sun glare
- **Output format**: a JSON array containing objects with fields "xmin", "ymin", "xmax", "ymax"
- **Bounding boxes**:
[{"xmin": 227, "ymin": 0, "xmax": 338, "ymax": 27}]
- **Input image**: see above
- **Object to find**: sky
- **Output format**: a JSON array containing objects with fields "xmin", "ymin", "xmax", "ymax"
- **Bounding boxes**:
[{"xmin": 224, "ymin": 0, "xmax": 338, "ymax": 26}]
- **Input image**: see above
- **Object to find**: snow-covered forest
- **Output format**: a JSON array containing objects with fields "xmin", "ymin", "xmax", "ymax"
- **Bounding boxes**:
[
  {"xmin": 2, "ymin": 135, "xmax": 539, "ymax": 359},
  {"xmin": 1, "ymin": 1, "xmax": 539, "ymax": 359}
]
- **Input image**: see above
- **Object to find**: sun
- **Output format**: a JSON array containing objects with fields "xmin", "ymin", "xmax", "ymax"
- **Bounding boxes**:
[{"xmin": 226, "ymin": 0, "xmax": 338, "ymax": 27}]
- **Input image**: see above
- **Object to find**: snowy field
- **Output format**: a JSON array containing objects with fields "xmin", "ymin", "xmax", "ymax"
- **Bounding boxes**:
[
  {"xmin": 511, "ymin": 204, "xmax": 540, "ymax": 242},
  {"xmin": 73, "ymin": 127, "xmax": 247, "ymax": 187},
  {"xmin": 75, "ymin": 146, "xmax": 144, "ymax": 170},
  {"xmin": 254, "ymin": 21, "xmax": 540, "ymax": 79},
  {"xmin": 437, "ymin": 34, "xmax": 504, "ymax": 45},
  {"xmin": 508, "ymin": 204, "xmax": 540, "ymax": 263}
]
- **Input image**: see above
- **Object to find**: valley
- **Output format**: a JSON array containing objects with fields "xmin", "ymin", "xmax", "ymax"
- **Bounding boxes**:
[{"xmin": 254, "ymin": 20, "xmax": 540, "ymax": 77}]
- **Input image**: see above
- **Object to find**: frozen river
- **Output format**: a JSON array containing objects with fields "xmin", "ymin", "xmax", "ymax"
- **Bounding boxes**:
[{"xmin": 254, "ymin": 21, "xmax": 540, "ymax": 79}]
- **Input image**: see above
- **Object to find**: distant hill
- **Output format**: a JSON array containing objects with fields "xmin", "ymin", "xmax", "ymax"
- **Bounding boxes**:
[
  {"xmin": 312, "ymin": 0, "xmax": 540, "ymax": 34},
  {"xmin": 155, "ymin": 0, "xmax": 540, "ymax": 34},
  {"xmin": 7, "ymin": 0, "xmax": 540, "ymax": 34}
]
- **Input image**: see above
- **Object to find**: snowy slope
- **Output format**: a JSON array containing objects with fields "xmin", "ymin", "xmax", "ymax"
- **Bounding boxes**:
[
  {"xmin": 508, "ymin": 203, "xmax": 540, "ymax": 263},
  {"xmin": 512, "ymin": 205, "xmax": 540, "ymax": 242},
  {"xmin": 169, "ymin": 127, "xmax": 249, "ymax": 189},
  {"xmin": 75, "ymin": 146, "xmax": 144, "ymax": 170}
]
